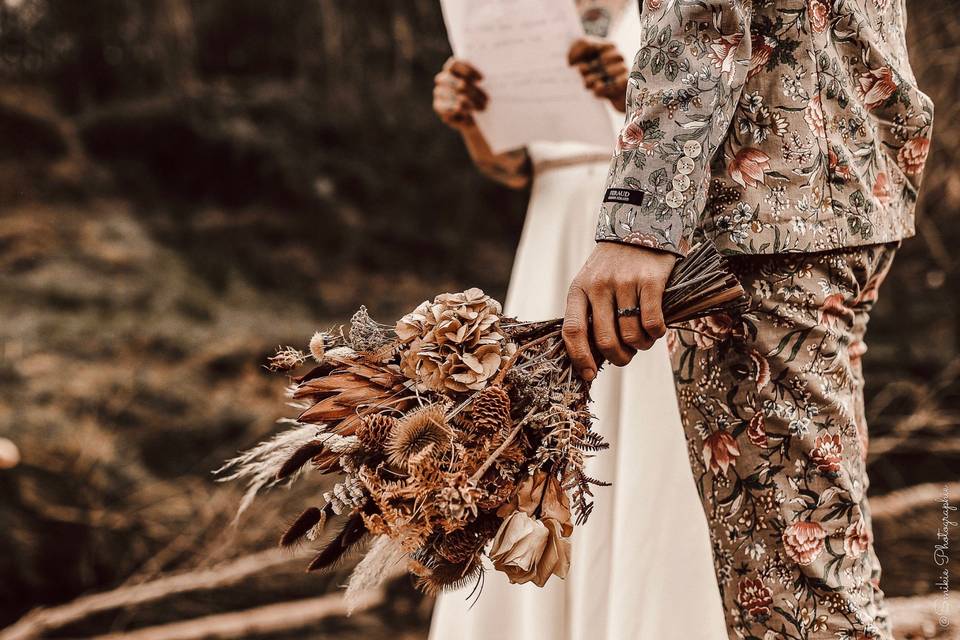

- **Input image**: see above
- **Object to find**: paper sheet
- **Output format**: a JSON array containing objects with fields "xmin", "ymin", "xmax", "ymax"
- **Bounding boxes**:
[{"xmin": 440, "ymin": 0, "xmax": 616, "ymax": 154}]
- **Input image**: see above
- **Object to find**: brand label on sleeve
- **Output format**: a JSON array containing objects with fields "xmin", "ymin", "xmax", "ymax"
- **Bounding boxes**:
[{"xmin": 603, "ymin": 188, "xmax": 646, "ymax": 206}]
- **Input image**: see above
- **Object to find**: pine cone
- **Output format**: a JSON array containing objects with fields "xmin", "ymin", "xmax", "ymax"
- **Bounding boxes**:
[
  {"xmin": 468, "ymin": 384, "xmax": 511, "ymax": 434},
  {"xmin": 356, "ymin": 413, "xmax": 397, "ymax": 450}
]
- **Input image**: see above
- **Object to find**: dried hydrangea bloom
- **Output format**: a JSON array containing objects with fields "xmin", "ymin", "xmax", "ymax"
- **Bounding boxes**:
[{"xmin": 396, "ymin": 288, "xmax": 514, "ymax": 392}]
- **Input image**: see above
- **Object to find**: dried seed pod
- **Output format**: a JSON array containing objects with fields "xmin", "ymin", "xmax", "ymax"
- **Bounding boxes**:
[
  {"xmin": 309, "ymin": 332, "xmax": 327, "ymax": 363},
  {"xmin": 468, "ymin": 384, "xmax": 512, "ymax": 435},
  {"xmin": 356, "ymin": 413, "xmax": 397, "ymax": 450}
]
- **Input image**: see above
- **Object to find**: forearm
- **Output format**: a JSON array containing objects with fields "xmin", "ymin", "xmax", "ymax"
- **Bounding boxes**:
[
  {"xmin": 596, "ymin": 0, "xmax": 753, "ymax": 256},
  {"xmin": 460, "ymin": 125, "xmax": 531, "ymax": 190}
]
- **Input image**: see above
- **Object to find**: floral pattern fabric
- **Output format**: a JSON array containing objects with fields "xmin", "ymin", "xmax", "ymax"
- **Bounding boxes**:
[
  {"xmin": 668, "ymin": 242, "xmax": 898, "ymax": 639},
  {"xmin": 596, "ymin": 0, "xmax": 933, "ymax": 256}
]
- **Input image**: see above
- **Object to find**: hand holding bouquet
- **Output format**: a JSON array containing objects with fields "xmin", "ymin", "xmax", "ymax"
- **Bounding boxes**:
[{"xmin": 218, "ymin": 242, "xmax": 747, "ymax": 604}]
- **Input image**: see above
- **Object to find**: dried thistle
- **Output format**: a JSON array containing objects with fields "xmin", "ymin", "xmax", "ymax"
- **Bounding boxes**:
[{"xmin": 385, "ymin": 404, "xmax": 452, "ymax": 468}]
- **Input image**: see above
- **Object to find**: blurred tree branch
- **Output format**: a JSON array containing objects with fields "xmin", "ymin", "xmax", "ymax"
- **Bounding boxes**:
[
  {"xmin": 0, "ymin": 548, "xmax": 309, "ymax": 640},
  {"xmin": 88, "ymin": 590, "xmax": 384, "ymax": 640}
]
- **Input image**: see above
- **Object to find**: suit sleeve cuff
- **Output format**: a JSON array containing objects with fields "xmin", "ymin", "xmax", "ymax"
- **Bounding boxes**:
[{"xmin": 595, "ymin": 190, "xmax": 692, "ymax": 258}]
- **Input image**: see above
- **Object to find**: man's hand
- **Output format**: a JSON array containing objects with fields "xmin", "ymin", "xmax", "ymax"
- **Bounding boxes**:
[{"xmin": 563, "ymin": 243, "xmax": 677, "ymax": 381}]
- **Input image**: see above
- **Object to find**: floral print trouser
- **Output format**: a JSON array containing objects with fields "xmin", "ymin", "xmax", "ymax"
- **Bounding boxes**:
[{"xmin": 668, "ymin": 243, "xmax": 899, "ymax": 640}]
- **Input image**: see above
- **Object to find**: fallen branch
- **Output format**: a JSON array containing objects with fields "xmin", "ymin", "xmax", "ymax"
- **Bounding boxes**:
[
  {"xmin": 0, "ymin": 548, "xmax": 308, "ymax": 640},
  {"xmin": 90, "ymin": 589, "xmax": 383, "ymax": 640}
]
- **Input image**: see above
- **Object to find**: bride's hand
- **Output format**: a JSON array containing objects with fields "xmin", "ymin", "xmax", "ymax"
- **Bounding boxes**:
[
  {"xmin": 433, "ymin": 57, "xmax": 488, "ymax": 131},
  {"xmin": 567, "ymin": 37, "xmax": 629, "ymax": 112}
]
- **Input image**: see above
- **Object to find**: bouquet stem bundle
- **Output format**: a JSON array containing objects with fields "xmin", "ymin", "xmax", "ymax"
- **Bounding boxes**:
[{"xmin": 218, "ymin": 241, "xmax": 747, "ymax": 605}]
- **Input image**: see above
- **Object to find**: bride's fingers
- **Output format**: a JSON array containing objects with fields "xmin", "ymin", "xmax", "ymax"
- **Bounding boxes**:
[
  {"xmin": 434, "ymin": 74, "xmax": 487, "ymax": 107},
  {"xmin": 590, "ymin": 288, "xmax": 635, "ymax": 367},
  {"xmin": 615, "ymin": 285, "xmax": 648, "ymax": 351},
  {"xmin": 446, "ymin": 58, "xmax": 483, "ymax": 82},
  {"xmin": 567, "ymin": 37, "xmax": 614, "ymax": 65},
  {"xmin": 433, "ymin": 86, "xmax": 481, "ymax": 120}
]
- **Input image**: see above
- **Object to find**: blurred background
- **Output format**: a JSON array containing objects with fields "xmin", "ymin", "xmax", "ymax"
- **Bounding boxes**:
[{"xmin": 0, "ymin": 1, "xmax": 956, "ymax": 638}]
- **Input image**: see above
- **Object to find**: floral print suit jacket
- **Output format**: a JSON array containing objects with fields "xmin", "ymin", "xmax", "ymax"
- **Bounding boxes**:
[{"xmin": 596, "ymin": 0, "xmax": 934, "ymax": 256}]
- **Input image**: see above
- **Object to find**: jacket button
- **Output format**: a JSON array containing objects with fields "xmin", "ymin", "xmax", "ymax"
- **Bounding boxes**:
[
  {"xmin": 676, "ymin": 156, "xmax": 695, "ymax": 175},
  {"xmin": 682, "ymin": 140, "xmax": 703, "ymax": 159}
]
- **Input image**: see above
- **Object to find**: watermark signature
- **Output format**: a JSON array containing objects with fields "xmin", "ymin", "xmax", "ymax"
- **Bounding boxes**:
[{"xmin": 934, "ymin": 484, "xmax": 957, "ymax": 627}]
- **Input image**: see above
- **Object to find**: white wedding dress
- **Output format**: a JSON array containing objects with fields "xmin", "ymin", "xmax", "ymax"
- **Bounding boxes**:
[{"xmin": 429, "ymin": 3, "xmax": 727, "ymax": 639}]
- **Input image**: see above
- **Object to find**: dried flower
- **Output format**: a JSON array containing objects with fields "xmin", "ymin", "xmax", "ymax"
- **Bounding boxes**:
[
  {"xmin": 267, "ymin": 346, "xmax": 306, "ymax": 372},
  {"xmin": 386, "ymin": 404, "xmax": 451, "ymax": 468},
  {"xmin": 309, "ymin": 332, "xmax": 327, "ymax": 362},
  {"xmin": 490, "ymin": 511, "xmax": 571, "ymax": 587},
  {"xmin": 223, "ymin": 241, "xmax": 749, "ymax": 593},
  {"xmin": 396, "ymin": 288, "xmax": 513, "ymax": 393}
]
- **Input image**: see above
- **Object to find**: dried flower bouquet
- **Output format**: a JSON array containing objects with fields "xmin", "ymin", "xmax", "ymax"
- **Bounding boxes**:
[{"xmin": 218, "ymin": 241, "xmax": 747, "ymax": 602}]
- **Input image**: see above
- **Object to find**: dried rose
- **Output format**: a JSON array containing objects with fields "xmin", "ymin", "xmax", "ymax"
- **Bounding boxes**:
[
  {"xmin": 489, "ymin": 511, "xmax": 570, "ymax": 587},
  {"xmin": 498, "ymin": 472, "xmax": 573, "ymax": 537}
]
